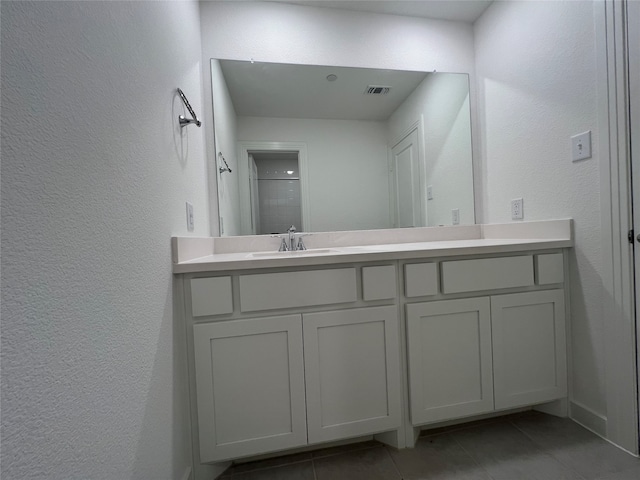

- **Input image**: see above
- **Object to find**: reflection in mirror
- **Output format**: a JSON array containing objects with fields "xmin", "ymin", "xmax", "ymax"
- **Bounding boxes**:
[
  {"xmin": 251, "ymin": 151, "xmax": 302, "ymax": 235},
  {"xmin": 211, "ymin": 59, "xmax": 475, "ymax": 236}
]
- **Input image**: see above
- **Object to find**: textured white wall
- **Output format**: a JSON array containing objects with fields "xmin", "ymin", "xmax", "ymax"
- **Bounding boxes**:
[
  {"xmin": 237, "ymin": 116, "xmax": 390, "ymax": 232},
  {"xmin": 1, "ymin": 2, "xmax": 207, "ymax": 479},
  {"xmin": 475, "ymin": 1, "xmax": 604, "ymax": 417},
  {"xmin": 211, "ymin": 60, "xmax": 241, "ymax": 236},
  {"xmin": 389, "ymin": 73, "xmax": 475, "ymax": 226},
  {"xmin": 200, "ymin": 1, "xmax": 477, "ymax": 235},
  {"xmin": 200, "ymin": 1, "xmax": 475, "ymax": 72}
]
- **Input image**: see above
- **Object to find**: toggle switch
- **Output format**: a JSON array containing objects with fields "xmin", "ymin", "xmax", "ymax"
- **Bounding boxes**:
[{"xmin": 571, "ymin": 131, "xmax": 592, "ymax": 162}]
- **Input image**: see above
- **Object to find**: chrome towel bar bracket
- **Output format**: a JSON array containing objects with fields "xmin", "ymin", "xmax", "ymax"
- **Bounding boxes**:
[
  {"xmin": 177, "ymin": 88, "xmax": 201, "ymax": 128},
  {"xmin": 218, "ymin": 153, "xmax": 232, "ymax": 174}
]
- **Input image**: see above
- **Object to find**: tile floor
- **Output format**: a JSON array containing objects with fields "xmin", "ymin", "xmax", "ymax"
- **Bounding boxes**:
[{"xmin": 219, "ymin": 412, "xmax": 640, "ymax": 480}]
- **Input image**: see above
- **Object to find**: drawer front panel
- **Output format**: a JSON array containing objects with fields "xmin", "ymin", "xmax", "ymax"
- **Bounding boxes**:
[
  {"xmin": 190, "ymin": 277, "xmax": 233, "ymax": 317},
  {"xmin": 441, "ymin": 256, "xmax": 534, "ymax": 294},
  {"xmin": 536, "ymin": 253, "xmax": 564, "ymax": 285},
  {"xmin": 404, "ymin": 263, "xmax": 438, "ymax": 297},
  {"xmin": 362, "ymin": 265, "xmax": 397, "ymax": 301},
  {"xmin": 239, "ymin": 268, "xmax": 357, "ymax": 312}
]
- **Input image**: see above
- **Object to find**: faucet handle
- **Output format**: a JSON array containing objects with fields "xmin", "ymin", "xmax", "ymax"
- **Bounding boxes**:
[
  {"xmin": 296, "ymin": 237, "xmax": 307, "ymax": 251},
  {"xmin": 271, "ymin": 234, "xmax": 290, "ymax": 251}
]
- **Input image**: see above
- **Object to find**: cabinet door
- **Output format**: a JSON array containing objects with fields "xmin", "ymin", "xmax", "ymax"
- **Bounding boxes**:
[
  {"xmin": 303, "ymin": 306, "xmax": 401, "ymax": 444},
  {"xmin": 406, "ymin": 298, "xmax": 493, "ymax": 425},
  {"xmin": 193, "ymin": 315, "xmax": 307, "ymax": 462},
  {"xmin": 491, "ymin": 290, "xmax": 567, "ymax": 409}
]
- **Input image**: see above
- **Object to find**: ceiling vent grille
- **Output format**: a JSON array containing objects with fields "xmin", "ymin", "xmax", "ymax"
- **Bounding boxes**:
[{"xmin": 364, "ymin": 85, "xmax": 391, "ymax": 95}]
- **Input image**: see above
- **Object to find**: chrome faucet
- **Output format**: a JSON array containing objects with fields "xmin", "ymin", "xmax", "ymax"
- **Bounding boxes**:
[
  {"xmin": 287, "ymin": 225, "xmax": 297, "ymax": 251},
  {"xmin": 272, "ymin": 225, "xmax": 309, "ymax": 252}
]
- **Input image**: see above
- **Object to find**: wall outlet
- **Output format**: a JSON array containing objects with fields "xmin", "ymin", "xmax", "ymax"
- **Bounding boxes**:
[
  {"xmin": 511, "ymin": 198, "xmax": 523, "ymax": 220},
  {"xmin": 427, "ymin": 185, "xmax": 433, "ymax": 200},
  {"xmin": 452, "ymin": 208, "xmax": 460, "ymax": 225},
  {"xmin": 571, "ymin": 131, "xmax": 592, "ymax": 161},
  {"xmin": 186, "ymin": 201, "xmax": 194, "ymax": 232}
]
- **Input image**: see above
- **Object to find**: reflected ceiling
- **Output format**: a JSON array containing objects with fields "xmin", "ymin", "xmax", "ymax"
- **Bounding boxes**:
[{"xmin": 220, "ymin": 60, "xmax": 429, "ymax": 121}]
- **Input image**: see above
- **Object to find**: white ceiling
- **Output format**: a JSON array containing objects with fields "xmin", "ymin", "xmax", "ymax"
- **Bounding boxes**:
[{"xmin": 268, "ymin": 0, "xmax": 493, "ymax": 23}]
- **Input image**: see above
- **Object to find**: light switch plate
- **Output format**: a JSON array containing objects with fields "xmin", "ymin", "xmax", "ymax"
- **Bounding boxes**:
[
  {"xmin": 427, "ymin": 185, "xmax": 433, "ymax": 200},
  {"xmin": 571, "ymin": 131, "xmax": 592, "ymax": 161}
]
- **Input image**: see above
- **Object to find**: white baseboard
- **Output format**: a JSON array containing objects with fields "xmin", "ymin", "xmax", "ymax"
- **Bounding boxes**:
[{"xmin": 570, "ymin": 400, "xmax": 607, "ymax": 437}]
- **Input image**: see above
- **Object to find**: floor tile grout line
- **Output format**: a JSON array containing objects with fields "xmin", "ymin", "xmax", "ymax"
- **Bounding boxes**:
[
  {"xmin": 448, "ymin": 428, "xmax": 500, "ymax": 480},
  {"xmin": 381, "ymin": 444, "xmax": 404, "ymax": 480},
  {"xmin": 508, "ymin": 419, "xmax": 589, "ymax": 480}
]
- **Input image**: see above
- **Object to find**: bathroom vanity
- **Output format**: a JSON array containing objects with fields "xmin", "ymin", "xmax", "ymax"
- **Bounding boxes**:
[{"xmin": 173, "ymin": 219, "xmax": 572, "ymax": 472}]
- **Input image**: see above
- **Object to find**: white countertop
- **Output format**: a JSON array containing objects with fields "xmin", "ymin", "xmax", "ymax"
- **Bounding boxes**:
[{"xmin": 172, "ymin": 219, "xmax": 573, "ymax": 274}]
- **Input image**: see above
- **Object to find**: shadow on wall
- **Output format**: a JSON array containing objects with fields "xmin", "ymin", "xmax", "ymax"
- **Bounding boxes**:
[
  {"xmin": 567, "ymin": 247, "xmax": 606, "ymax": 423},
  {"xmin": 130, "ymin": 282, "xmax": 191, "ymax": 480}
]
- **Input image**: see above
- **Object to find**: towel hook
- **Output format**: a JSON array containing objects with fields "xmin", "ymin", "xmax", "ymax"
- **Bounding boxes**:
[
  {"xmin": 218, "ymin": 153, "xmax": 232, "ymax": 174},
  {"xmin": 177, "ymin": 88, "xmax": 201, "ymax": 128}
]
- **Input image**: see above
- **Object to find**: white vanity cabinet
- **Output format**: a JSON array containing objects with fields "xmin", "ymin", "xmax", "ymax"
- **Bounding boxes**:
[
  {"xmin": 406, "ymin": 297, "xmax": 494, "ymax": 424},
  {"xmin": 173, "ymin": 226, "xmax": 572, "ymax": 477},
  {"xmin": 403, "ymin": 252, "xmax": 567, "ymax": 427},
  {"xmin": 303, "ymin": 306, "xmax": 401, "ymax": 444},
  {"xmin": 187, "ymin": 265, "xmax": 402, "ymax": 463},
  {"xmin": 193, "ymin": 315, "xmax": 307, "ymax": 462},
  {"xmin": 491, "ymin": 289, "xmax": 567, "ymax": 410},
  {"xmin": 406, "ymin": 289, "xmax": 566, "ymax": 426}
]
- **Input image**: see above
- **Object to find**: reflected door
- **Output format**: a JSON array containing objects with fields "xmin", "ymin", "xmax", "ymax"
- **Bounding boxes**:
[
  {"xmin": 249, "ymin": 154, "xmax": 260, "ymax": 235},
  {"xmin": 391, "ymin": 129, "xmax": 423, "ymax": 227}
]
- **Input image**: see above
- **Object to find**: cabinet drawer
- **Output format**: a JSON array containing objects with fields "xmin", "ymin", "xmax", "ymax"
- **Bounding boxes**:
[
  {"xmin": 404, "ymin": 263, "xmax": 438, "ymax": 297},
  {"xmin": 190, "ymin": 277, "xmax": 233, "ymax": 317},
  {"xmin": 441, "ymin": 256, "xmax": 534, "ymax": 294},
  {"xmin": 536, "ymin": 253, "xmax": 564, "ymax": 285},
  {"xmin": 362, "ymin": 265, "xmax": 397, "ymax": 301},
  {"xmin": 239, "ymin": 268, "xmax": 357, "ymax": 312}
]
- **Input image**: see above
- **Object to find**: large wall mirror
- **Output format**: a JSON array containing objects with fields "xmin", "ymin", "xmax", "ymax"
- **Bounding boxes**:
[{"xmin": 211, "ymin": 59, "xmax": 475, "ymax": 236}]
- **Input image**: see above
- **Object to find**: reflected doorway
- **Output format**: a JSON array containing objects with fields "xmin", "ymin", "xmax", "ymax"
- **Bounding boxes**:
[
  {"xmin": 238, "ymin": 141, "xmax": 310, "ymax": 236},
  {"xmin": 249, "ymin": 151, "xmax": 302, "ymax": 235}
]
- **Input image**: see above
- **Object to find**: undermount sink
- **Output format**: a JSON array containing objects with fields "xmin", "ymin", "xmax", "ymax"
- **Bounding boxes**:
[{"xmin": 248, "ymin": 248, "xmax": 340, "ymax": 258}]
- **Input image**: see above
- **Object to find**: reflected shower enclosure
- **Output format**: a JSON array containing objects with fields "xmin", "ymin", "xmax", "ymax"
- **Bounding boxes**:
[{"xmin": 248, "ymin": 151, "xmax": 302, "ymax": 235}]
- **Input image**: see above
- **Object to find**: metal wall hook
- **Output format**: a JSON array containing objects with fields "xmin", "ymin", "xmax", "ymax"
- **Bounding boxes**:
[
  {"xmin": 218, "ymin": 153, "xmax": 232, "ymax": 174},
  {"xmin": 177, "ymin": 88, "xmax": 201, "ymax": 128}
]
